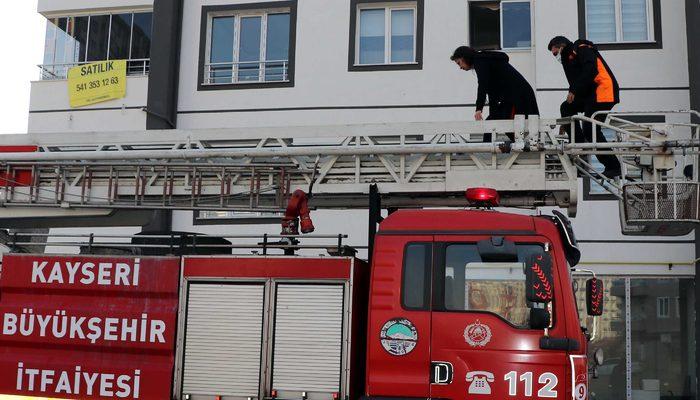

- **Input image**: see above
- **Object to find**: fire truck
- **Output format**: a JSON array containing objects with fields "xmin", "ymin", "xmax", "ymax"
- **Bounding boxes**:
[
  {"xmin": 0, "ymin": 112, "xmax": 696, "ymax": 399},
  {"xmin": 0, "ymin": 187, "xmax": 603, "ymax": 400}
]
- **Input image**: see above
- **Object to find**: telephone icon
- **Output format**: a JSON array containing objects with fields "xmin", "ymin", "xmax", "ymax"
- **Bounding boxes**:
[{"xmin": 466, "ymin": 371, "xmax": 494, "ymax": 395}]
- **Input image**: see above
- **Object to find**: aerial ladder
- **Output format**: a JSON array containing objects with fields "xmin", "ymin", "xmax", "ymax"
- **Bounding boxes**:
[{"xmin": 0, "ymin": 110, "xmax": 697, "ymax": 245}]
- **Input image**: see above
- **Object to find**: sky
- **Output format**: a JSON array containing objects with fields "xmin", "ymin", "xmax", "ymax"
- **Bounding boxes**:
[{"xmin": 0, "ymin": 1, "xmax": 47, "ymax": 134}]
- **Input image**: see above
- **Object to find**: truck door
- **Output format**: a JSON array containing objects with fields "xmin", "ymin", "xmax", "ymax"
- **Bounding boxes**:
[
  {"xmin": 366, "ymin": 235, "xmax": 433, "ymax": 398},
  {"xmin": 429, "ymin": 236, "xmax": 569, "ymax": 400}
]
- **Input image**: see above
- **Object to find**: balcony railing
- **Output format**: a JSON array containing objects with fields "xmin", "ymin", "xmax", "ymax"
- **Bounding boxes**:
[
  {"xmin": 38, "ymin": 59, "xmax": 150, "ymax": 80},
  {"xmin": 203, "ymin": 60, "xmax": 289, "ymax": 85}
]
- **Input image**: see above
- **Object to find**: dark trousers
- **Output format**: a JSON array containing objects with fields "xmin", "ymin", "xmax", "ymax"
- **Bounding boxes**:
[
  {"xmin": 560, "ymin": 100, "xmax": 621, "ymax": 171},
  {"xmin": 483, "ymin": 101, "xmax": 516, "ymax": 142}
]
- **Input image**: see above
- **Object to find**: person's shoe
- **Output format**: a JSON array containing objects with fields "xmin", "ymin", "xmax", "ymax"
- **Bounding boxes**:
[{"xmin": 601, "ymin": 167, "xmax": 621, "ymax": 179}]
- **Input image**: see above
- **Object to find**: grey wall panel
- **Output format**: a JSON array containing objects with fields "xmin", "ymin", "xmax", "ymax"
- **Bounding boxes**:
[
  {"xmin": 183, "ymin": 283, "xmax": 265, "ymax": 397},
  {"xmin": 272, "ymin": 284, "xmax": 345, "ymax": 394}
]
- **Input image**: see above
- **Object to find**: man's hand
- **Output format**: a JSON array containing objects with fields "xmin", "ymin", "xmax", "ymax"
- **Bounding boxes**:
[
  {"xmin": 566, "ymin": 92, "xmax": 575, "ymax": 104},
  {"xmin": 474, "ymin": 110, "xmax": 484, "ymax": 121}
]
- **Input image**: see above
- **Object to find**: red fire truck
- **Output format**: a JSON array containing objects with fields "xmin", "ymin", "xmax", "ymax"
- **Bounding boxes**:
[{"xmin": 0, "ymin": 188, "xmax": 604, "ymax": 400}]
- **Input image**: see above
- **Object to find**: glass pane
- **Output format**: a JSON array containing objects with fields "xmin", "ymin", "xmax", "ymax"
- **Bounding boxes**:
[
  {"xmin": 73, "ymin": 16, "xmax": 89, "ymax": 63},
  {"xmin": 444, "ymin": 244, "xmax": 544, "ymax": 327},
  {"xmin": 238, "ymin": 16, "xmax": 262, "ymax": 82},
  {"xmin": 43, "ymin": 19, "xmax": 57, "ymax": 65},
  {"xmin": 359, "ymin": 8, "xmax": 385, "ymax": 64},
  {"xmin": 621, "ymin": 0, "xmax": 649, "ymax": 41},
  {"xmin": 109, "ymin": 13, "xmax": 132, "ymax": 60},
  {"xmin": 390, "ymin": 9, "xmax": 414, "ymax": 63},
  {"xmin": 402, "ymin": 243, "xmax": 431, "ymax": 309},
  {"xmin": 54, "ymin": 18, "xmax": 70, "ymax": 64},
  {"xmin": 87, "ymin": 15, "xmax": 110, "ymax": 61},
  {"xmin": 587, "ymin": 0, "xmax": 617, "ymax": 43},
  {"xmin": 469, "ymin": 2, "xmax": 500, "ymax": 50},
  {"xmin": 630, "ymin": 279, "xmax": 695, "ymax": 399},
  {"xmin": 265, "ymin": 13, "xmax": 290, "ymax": 81},
  {"xmin": 131, "ymin": 12, "xmax": 153, "ymax": 59},
  {"xmin": 210, "ymin": 16, "xmax": 234, "ymax": 84},
  {"xmin": 574, "ymin": 277, "xmax": 627, "ymax": 399},
  {"xmin": 502, "ymin": 2, "xmax": 531, "ymax": 48}
]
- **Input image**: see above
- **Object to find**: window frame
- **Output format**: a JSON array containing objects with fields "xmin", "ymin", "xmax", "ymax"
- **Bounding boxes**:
[
  {"xmin": 577, "ymin": 0, "xmax": 662, "ymax": 50},
  {"xmin": 432, "ymin": 241, "xmax": 553, "ymax": 330},
  {"xmin": 197, "ymin": 1, "xmax": 297, "ymax": 91},
  {"xmin": 468, "ymin": 0, "xmax": 532, "ymax": 51},
  {"xmin": 348, "ymin": 0, "xmax": 424, "ymax": 71},
  {"xmin": 498, "ymin": 0, "xmax": 533, "ymax": 51}
]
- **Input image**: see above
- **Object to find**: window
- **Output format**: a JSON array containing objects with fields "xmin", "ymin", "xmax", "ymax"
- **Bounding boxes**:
[
  {"xmin": 469, "ymin": 1, "xmax": 531, "ymax": 50},
  {"xmin": 656, "ymin": 296, "xmax": 670, "ymax": 318},
  {"xmin": 41, "ymin": 12, "xmax": 153, "ymax": 80},
  {"xmin": 578, "ymin": 0, "xmax": 661, "ymax": 49},
  {"xmin": 402, "ymin": 243, "xmax": 432, "ymax": 310},
  {"xmin": 348, "ymin": 0, "xmax": 424, "ymax": 71},
  {"xmin": 440, "ymin": 243, "xmax": 544, "ymax": 328},
  {"xmin": 200, "ymin": 2, "xmax": 296, "ymax": 89}
]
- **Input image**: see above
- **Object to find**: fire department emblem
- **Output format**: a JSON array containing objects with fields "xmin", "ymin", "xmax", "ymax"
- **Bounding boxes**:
[
  {"xmin": 464, "ymin": 320, "xmax": 492, "ymax": 347},
  {"xmin": 380, "ymin": 318, "xmax": 418, "ymax": 356}
]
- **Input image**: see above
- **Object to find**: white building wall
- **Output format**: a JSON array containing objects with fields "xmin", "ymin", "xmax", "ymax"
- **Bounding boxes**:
[
  {"xmin": 28, "ymin": 76, "xmax": 149, "ymax": 133},
  {"xmin": 38, "ymin": 0, "xmax": 153, "ymax": 16},
  {"xmin": 25, "ymin": 0, "xmax": 696, "ymax": 275},
  {"xmin": 176, "ymin": 0, "xmax": 535, "ymax": 129}
]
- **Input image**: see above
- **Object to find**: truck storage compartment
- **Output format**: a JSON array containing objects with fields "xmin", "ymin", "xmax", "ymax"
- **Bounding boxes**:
[
  {"xmin": 182, "ymin": 283, "xmax": 265, "ymax": 398},
  {"xmin": 175, "ymin": 256, "xmax": 368, "ymax": 400},
  {"xmin": 272, "ymin": 284, "xmax": 345, "ymax": 398}
]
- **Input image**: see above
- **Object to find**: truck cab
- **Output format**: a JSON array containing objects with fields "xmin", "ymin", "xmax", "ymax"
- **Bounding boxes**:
[{"xmin": 365, "ymin": 191, "xmax": 594, "ymax": 400}]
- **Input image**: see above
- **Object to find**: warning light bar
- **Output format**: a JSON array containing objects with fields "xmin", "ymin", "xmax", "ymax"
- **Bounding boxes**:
[{"xmin": 465, "ymin": 187, "xmax": 500, "ymax": 207}]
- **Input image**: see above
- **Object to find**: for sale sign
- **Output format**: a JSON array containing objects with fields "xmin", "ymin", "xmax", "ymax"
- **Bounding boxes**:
[
  {"xmin": 0, "ymin": 254, "xmax": 181, "ymax": 399},
  {"xmin": 68, "ymin": 60, "xmax": 127, "ymax": 108}
]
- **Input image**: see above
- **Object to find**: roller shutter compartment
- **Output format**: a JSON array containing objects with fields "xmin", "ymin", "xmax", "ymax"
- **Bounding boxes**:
[
  {"xmin": 183, "ymin": 283, "xmax": 265, "ymax": 398},
  {"xmin": 272, "ymin": 284, "xmax": 345, "ymax": 397}
]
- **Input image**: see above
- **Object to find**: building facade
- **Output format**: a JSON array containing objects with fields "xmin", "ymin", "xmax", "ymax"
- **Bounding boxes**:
[{"xmin": 24, "ymin": 0, "xmax": 700, "ymax": 399}]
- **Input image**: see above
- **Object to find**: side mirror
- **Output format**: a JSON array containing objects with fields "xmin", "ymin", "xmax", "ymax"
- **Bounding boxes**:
[
  {"xmin": 586, "ymin": 278, "xmax": 604, "ymax": 316},
  {"xmin": 525, "ymin": 253, "xmax": 554, "ymax": 303}
]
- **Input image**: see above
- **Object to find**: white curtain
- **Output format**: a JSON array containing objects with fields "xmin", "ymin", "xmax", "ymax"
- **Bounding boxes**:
[
  {"xmin": 390, "ymin": 9, "xmax": 414, "ymax": 63},
  {"xmin": 621, "ymin": 0, "xmax": 649, "ymax": 41},
  {"xmin": 587, "ymin": 0, "xmax": 617, "ymax": 42},
  {"xmin": 359, "ymin": 9, "xmax": 385, "ymax": 64}
]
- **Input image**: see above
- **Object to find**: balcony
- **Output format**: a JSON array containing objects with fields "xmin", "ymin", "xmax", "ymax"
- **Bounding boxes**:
[
  {"xmin": 38, "ymin": 59, "xmax": 150, "ymax": 80},
  {"xmin": 203, "ymin": 60, "xmax": 289, "ymax": 85}
]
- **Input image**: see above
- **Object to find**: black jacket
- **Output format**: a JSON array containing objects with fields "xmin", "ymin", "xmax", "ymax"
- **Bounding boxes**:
[
  {"xmin": 473, "ymin": 51, "xmax": 539, "ymax": 116},
  {"xmin": 561, "ymin": 39, "xmax": 620, "ymax": 104}
]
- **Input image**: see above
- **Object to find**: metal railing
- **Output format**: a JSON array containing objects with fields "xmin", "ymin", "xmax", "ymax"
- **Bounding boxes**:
[
  {"xmin": 38, "ymin": 58, "xmax": 150, "ymax": 80},
  {"xmin": 2, "ymin": 232, "xmax": 353, "ymax": 257},
  {"xmin": 203, "ymin": 60, "xmax": 289, "ymax": 85}
]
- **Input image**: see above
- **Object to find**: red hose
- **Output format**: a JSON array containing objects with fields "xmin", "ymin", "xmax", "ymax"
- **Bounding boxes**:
[{"xmin": 281, "ymin": 189, "xmax": 315, "ymax": 235}]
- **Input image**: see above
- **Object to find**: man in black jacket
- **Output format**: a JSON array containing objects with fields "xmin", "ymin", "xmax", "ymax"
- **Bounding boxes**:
[
  {"xmin": 451, "ymin": 46, "xmax": 539, "ymax": 142},
  {"xmin": 548, "ymin": 36, "xmax": 621, "ymax": 177}
]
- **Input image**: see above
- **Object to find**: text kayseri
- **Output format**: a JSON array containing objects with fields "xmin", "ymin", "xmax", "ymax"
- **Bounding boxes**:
[
  {"xmin": 31, "ymin": 259, "xmax": 140, "ymax": 286},
  {"xmin": 16, "ymin": 363, "xmax": 140, "ymax": 398},
  {"xmin": 3, "ymin": 310, "xmax": 166, "ymax": 344}
]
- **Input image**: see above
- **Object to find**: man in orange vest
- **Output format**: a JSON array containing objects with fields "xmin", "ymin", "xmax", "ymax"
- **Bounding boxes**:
[{"xmin": 548, "ymin": 36, "xmax": 621, "ymax": 178}]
